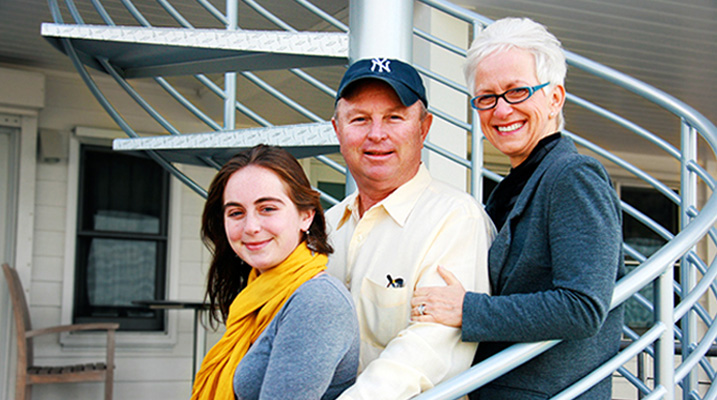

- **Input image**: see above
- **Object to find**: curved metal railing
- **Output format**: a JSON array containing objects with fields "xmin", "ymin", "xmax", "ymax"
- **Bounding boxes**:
[
  {"xmin": 47, "ymin": 0, "xmax": 349, "ymax": 203},
  {"xmin": 46, "ymin": 0, "xmax": 717, "ymax": 398},
  {"xmin": 414, "ymin": 0, "xmax": 717, "ymax": 398}
]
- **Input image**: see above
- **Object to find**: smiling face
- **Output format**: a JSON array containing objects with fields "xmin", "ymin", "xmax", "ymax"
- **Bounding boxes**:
[
  {"xmin": 473, "ymin": 47, "xmax": 565, "ymax": 167},
  {"xmin": 223, "ymin": 165, "xmax": 314, "ymax": 274},
  {"xmin": 332, "ymin": 80, "xmax": 432, "ymax": 206}
]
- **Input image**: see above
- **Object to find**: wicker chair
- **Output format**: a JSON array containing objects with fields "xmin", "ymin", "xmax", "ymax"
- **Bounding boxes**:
[{"xmin": 2, "ymin": 263, "xmax": 119, "ymax": 400}]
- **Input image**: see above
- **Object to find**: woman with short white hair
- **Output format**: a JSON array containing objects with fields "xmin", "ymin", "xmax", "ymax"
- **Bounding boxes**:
[{"xmin": 412, "ymin": 17, "xmax": 624, "ymax": 399}]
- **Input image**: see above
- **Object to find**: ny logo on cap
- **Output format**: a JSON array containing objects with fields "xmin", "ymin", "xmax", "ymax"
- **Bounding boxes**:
[{"xmin": 371, "ymin": 58, "xmax": 391, "ymax": 73}]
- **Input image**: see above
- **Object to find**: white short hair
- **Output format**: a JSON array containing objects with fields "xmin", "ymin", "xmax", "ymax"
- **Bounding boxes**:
[{"xmin": 464, "ymin": 18, "xmax": 567, "ymax": 130}]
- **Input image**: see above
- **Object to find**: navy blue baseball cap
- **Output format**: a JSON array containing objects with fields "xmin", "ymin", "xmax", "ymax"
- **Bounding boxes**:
[{"xmin": 336, "ymin": 58, "xmax": 428, "ymax": 108}]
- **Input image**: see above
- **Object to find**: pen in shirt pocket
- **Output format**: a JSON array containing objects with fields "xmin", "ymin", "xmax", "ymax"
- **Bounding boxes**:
[{"xmin": 386, "ymin": 274, "xmax": 404, "ymax": 288}]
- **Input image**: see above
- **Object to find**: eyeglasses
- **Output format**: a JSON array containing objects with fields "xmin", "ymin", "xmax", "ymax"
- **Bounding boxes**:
[{"xmin": 470, "ymin": 82, "xmax": 550, "ymax": 111}]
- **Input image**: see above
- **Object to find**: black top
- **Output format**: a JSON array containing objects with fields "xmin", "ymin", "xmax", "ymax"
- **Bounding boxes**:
[{"xmin": 485, "ymin": 132, "xmax": 562, "ymax": 231}]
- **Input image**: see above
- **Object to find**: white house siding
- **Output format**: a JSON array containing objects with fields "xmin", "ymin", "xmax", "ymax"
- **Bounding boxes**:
[{"xmin": 0, "ymin": 65, "xmax": 225, "ymax": 400}]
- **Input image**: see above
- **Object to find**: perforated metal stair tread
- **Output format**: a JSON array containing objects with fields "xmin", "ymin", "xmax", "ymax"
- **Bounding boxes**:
[
  {"xmin": 112, "ymin": 121, "xmax": 339, "ymax": 165},
  {"xmin": 41, "ymin": 23, "xmax": 348, "ymax": 78}
]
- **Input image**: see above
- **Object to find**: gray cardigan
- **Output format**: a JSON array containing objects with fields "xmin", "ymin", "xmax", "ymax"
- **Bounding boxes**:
[{"xmin": 464, "ymin": 137, "xmax": 624, "ymax": 400}]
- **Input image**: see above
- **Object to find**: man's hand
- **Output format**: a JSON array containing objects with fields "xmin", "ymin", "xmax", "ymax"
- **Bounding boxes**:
[{"xmin": 410, "ymin": 266, "xmax": 466, "ymax": 327}]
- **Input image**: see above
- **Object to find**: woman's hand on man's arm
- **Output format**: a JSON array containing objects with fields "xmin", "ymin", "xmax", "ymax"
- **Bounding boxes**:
[{"xmin": 411, "ymin": 266, "xmax": 466, "ymax": 328}]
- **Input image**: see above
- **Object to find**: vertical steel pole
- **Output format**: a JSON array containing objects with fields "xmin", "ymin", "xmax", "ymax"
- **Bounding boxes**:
[
  {"xmin": 224, "ymin": 0, "xmax": 238, "ymax": 131},
  {"xmin": 637, "ymin": 351, "xmax": 646, "ymax": 400},
  {"xmin": 679, "ymin": 120, "xmax": 698, "ymax": 399},
  {"xmin": 343, "ymin": 0, "xmax": 415, "ymax": 196},
  {"xmin": 470, "ymin": 110, "xmax": 482, "ymax": 201},
  {"xmin": 349, "ymin": 0, "xmax": 414, "ymax": 62},
  {"xmin": 469, "ymin": 21, "xmax": 482, "ymax": 202},
  {"xmin": 655, "ymin": 262, "xmax": 676, "ymax": 399}
]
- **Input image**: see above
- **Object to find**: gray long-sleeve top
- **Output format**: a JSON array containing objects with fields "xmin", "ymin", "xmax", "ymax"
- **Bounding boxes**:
[{"xmin": 234, "ymin": 274, "xmax": 360, "ymax": 400}]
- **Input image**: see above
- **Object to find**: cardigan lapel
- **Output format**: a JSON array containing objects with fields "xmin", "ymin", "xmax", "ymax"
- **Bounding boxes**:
[{"xmin": 489, "ymin": 137, "xmax": 576, "ymax": 290}]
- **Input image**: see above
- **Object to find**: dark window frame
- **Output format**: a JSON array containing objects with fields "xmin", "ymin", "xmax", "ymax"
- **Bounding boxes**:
[
  {"xmin": 620, "ymin": 184, "xmax": 680, "ymax": 333},
  {"xmin": 73, "ymin": 145, "xmax": 169, "ymax": 331},
  {"xmin": 621, "ymin": 185, "xmax": 679, "ymax": 257}
]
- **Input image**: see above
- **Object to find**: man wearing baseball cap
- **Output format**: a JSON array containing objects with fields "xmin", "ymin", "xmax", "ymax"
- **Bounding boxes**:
[{"xmin": 326, "ymin": 58, "xmax": 494, "ymax": 399}]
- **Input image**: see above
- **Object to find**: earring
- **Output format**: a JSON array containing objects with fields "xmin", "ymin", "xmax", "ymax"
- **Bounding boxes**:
[{"xmin": 549, "ymin": 111, "xmax": 555, "ymax": 117}]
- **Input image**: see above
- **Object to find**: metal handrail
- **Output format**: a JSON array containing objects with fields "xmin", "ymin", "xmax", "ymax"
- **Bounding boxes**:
[
  {"xmin": 294, "ymin": 0, "xmax": 349, "ymax": 32},
  {"xmin": 47, "ymin": 0, "xmax": 717, "ymax": 398},
  {"xmin": 413, "ymin": 0, "xmax": 717, "ymax": 399},
  {"xmin": 416, "ymin": 185, "xmax": 717, "ymax": 400},
  {"xmin": 52, "ymin": 0, "xmax": 345, "ymax": 196},
  {"xmin": 553, "ymin": 324, "xmax": 666, "ymax": 400},
  {"xmin": 565, "ymin": 131, "xmax": 681, "ymax": 205},
  {"xmin": 71, "ymin": 0, "xmax": 222, "ymax": 171},
  {"xmin": 49, "ymin": 0, "xmax": 209, "ymax": 197},
  {"xmin": 153, "ymin": 0, "xmax": 348, "ymax": 182},
  {"xmin": 55, "ymin": 0, "xmax": 482, "ymax": 198},
  {"xmin": 59, "ymin": 0, "xmax": 348, "ymax": 200}
]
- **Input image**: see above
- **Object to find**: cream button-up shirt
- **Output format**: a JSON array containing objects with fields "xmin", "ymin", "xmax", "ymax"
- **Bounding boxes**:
[{"xmin": 327, "ymin": 164, "xmax": 495, "ymax": 400}]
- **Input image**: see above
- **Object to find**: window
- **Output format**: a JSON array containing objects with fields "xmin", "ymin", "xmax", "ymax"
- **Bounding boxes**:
[
  {"xmin": 621, "ymin": 185, "xmax": 679, "ymax": 332},
  {"xmin": 318, "ymin": 181, "xmax": 345, "ymax": 211},
  {"xmin": 73, "ymin": 145, "xmax": 169, "ymax": 331},
  {"xmin": 622, "ymin": 186, "xmax": 679, "ymax": 259}
]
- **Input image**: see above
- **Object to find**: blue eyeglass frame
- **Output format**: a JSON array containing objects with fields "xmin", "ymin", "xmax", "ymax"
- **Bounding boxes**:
[{"xmin": 470, "ymin": 82, "xmax": 550, "ymax": 111}]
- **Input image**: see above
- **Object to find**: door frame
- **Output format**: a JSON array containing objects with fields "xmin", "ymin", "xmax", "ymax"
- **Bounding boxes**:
[{"xmin": 0, "ymin": 112, "xmax": 38, "ymax": 400}]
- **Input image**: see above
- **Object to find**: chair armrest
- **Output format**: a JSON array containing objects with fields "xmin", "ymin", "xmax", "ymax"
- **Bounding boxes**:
[{"xmin": 26, "ymin": 322, "xmax": 120, "ymax": 338}]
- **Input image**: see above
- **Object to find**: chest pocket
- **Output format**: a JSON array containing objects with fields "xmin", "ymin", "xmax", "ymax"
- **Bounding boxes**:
[{"xmin": 359, "ymin": 277, "xmax": 410, "ymax": 347}]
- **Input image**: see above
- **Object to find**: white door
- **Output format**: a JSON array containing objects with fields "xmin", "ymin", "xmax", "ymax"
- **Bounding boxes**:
[{"xmin": 0, "ymin": 125, "xmax": 18, "ymax": 399}]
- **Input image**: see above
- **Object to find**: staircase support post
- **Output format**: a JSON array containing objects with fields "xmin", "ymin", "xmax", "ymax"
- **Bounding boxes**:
[
  {"xmin": 655, "ymin": 264, "xmax": 676, "ymax": 400},
  {"xmin": 470, "ymin": 21, "xmax": 483, "ymax": 201},
  {"xmin": 224, "ymin": 0, "xmax": 238, "ymax": 131},
  {"xmin": 348, "ymin": 0, "xmax": 414, "ymax": 62},
  {"xmin": 344, "ymin": 0, "xmax": 415, "ymax": 195},
  {"xmin": 679, "ymin": 120, "xmax": 699, "ymax": 399}
]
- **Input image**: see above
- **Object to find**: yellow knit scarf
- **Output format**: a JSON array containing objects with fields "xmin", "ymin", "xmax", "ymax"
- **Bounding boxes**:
[{"xmin": 190, "ymin": 242, "xmax": 327, "ymax": 400}]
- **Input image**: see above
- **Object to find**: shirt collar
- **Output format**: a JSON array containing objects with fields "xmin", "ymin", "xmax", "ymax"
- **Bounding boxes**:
[
  {"xmin": 336, "ymin": 192, "xmax": 358, "ymax": 230},
  {"xmin": 336, "ymin": 164, "xmax": 431, "ymax": 229}
]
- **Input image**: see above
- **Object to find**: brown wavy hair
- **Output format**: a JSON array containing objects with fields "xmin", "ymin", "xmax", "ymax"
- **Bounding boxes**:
[{"xmin": 201, "ymin": 145, "xmax": 333, "ymax": 326}]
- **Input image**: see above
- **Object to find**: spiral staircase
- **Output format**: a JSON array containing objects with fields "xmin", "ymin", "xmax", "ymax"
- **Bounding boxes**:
[{"xmin": 42, "ymin": 0, "xmax": 717, "ymax": 398}]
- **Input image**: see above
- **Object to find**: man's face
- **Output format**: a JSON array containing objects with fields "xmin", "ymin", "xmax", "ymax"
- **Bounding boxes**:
[{"xmin": 332, "ymin": 80, "xmax": 432, "ymax": 196}]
